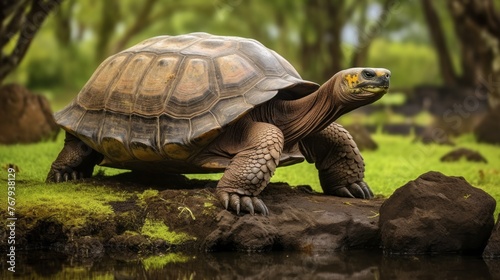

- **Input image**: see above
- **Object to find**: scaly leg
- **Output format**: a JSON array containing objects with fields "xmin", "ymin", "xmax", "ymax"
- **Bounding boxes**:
[
  {"xmin": 214, "ymin": 121, "xmax": 284, "ymax": 215},
  {"xmin": 299, "ymin": 122, "xmax": 373, "ymax": 199},
  {"xmin": 46, "ymin": 132, "xmax": 103, "ymax": 182}
]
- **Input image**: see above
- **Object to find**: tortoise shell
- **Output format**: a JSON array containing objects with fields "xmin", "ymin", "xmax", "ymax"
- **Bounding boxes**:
[{"xmin": 55, "ymin": 32, "xmax": 319, "ymax": 166}]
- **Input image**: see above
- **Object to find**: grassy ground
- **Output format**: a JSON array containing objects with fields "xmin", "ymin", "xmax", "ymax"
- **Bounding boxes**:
[{"xmin": 1, "ymin": 132, "xmax": 499, "ymax": 219}]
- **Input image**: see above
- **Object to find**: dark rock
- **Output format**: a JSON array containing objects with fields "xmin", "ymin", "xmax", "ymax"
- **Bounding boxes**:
[
  {"xmin": 0, "ymin": 83, "xmax": 59, "ymax": 144},
  {"xmin": 483, "ymin": 214, "xmax": 500, "ymax": 259},
  {"xmin": 416, "ymin": 125, "xmax": 455, "ymax": 145},
  {"xmin": 344, "ymin": 123, "xmax": 378, "ymax": 150},
  {"xmin": 402, "ymin": 86, "xmax": 488, "ymax": 117},
  {"xmin": 440, "ymin": 148, "xmax": 488, "ymax": 163},
  {"xmin": 107, "ymin": 232, "xmax": 153, "ymax": 252},
  {"xmin": 379, "ymin": 171, "xmax": 496, "ymax": 255},
  {"xmin": 382, "ymin": 123, "xmax": 425, "ymax": 136},
  {"xmin": 474, "ymin": 106, "xmax": 500, "ymax": 144},
  {"xmin": 24, "ymin": 217, "xmax": 67, "ymax": 249},
  {"xmin": 203, "ymin": 184, "xmax": 383, "ymax": 252},
  {"xmin": 63, "ymin": 236, "xmax": 104, "ymax": 259}
]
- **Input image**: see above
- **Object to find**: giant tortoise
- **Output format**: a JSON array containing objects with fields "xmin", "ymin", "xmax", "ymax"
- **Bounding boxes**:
[{"xmin": 47, "ymin": 32, "xmax": 390, "ymax": 215}]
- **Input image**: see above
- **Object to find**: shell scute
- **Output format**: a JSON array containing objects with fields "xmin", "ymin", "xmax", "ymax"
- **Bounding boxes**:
[
  {"xmin": 129, "ymin": 115, "xmax": 163, "ymax": 161},
  {"xmin": 211, "ymin": 96, "xmax": 252, "ymax": 127},
  {"xmin": 133, "ymin": 55, "xmax": 180, "ymax": 115},
  {"xmin": 215, "ymin": 54, "xmax": 261, "ymax": 97},
  {"xmin": 166, "ymin": 57, "xmax": 218, "ymax": 118},
  {"xmin": 238, "ymin": 40, "xmax": 285, "ymax": 76},
  {"xmin": 78, "ymin": 54, "xmax": 129, "ymax": 110}
]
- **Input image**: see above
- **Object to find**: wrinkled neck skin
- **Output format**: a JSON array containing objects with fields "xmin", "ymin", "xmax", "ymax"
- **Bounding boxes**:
[{"xmin": 251, "ymin": 74, "xmax": 355, "ymax": 146}]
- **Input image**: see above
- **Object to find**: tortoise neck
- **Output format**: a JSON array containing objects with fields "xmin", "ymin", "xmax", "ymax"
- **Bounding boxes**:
[{"xmin": 277, "ymin": 77, "xmax": 347, "ymax": 144}]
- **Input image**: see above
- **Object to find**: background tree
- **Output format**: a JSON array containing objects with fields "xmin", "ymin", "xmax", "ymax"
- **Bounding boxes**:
[
  {"xmin": 0, "ymin": 0, "xmax": 63, "ymax": 84},
  {"xmin": 422, "ymin": 0, "xmax": 500, "ymax": 108},
  {"xmin": 3, "ymin": 0, "xmax": 445, "ymax": 97}
]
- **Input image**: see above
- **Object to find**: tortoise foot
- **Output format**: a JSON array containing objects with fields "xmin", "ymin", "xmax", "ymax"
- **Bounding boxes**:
[
  {"xmin": 48, "ymin": 169, "xmax": 87, "ymax": 183},
  {"xmin": 46, "ymin": 132, "xmax": 103, "ymax": 183},
  {"xmin": 217, "ymin": 191, "xmax": 269, "ymax": 216},
  {"xmin": 330, "ymin": 181, "xmax": 374, "ymax": 199}
]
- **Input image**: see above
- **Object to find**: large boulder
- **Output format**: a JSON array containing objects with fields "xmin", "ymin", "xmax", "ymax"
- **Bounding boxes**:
[
  {"xmin": 0, "ymin": 83, "xmax": 59, "ymax": 144},
  {"xmin": 483, "ymin": 214, "xmax": 500, "ymax": 259},
  {"xmin": 379, "ymin": 171, "xmax": 496, "ymax": 255},
  {"xmin": 203, "ymin": 184, "xmax": 383, "ymax": 252}
]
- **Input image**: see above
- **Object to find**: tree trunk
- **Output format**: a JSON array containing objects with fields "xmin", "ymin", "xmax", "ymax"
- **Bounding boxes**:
[
  {"xmin": 0, "ymin": 0, "xmax": 63, "ymax": 84},
  {"xmin": 420, "ymin": 0, "xmax": 459, "ymax": 86},
  {"xmin": 448, "ymin": 0, "xmax": 500, "ymax": 108}
]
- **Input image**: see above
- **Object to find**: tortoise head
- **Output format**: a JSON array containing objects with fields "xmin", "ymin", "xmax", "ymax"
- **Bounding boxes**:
[{"xmin": 334, "ymin": 67, "xmax": 391, "ymax": 106}]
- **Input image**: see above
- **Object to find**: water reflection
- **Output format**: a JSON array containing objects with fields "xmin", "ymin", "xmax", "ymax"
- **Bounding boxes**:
[{"xmin": 2, "ymin": 250, "xmax": 498, "ymax": 279}]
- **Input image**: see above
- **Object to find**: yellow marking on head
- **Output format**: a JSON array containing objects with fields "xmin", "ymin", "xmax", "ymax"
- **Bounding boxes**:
[
  {"xmin": 375, "ymin": 70, "xmax": 386, "ymax": 77},
  {"xmin": 345, "ymin": 74, "xmax": 359, "ymax": 87}
]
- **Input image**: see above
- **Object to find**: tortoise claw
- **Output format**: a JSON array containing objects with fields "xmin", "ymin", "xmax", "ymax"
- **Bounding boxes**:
[
  {"xmin": 216, "ymin": 191, "xmax": 269, "ymax": 216},
  {"xmin": 54, "ymin": 172, "xmax": 62, "ymax": 183},
  {"xmin": 358, "ymin": 181, "xmax": 374, "ymax": 199},
  {"xmin": 348, "ymin": 183, "xmax": 365, "ymax": 199},
  {"xmin": 332, "ymin": 187, "xmax": 355, "ymax": 198},
  {"xmin": 230, "ymin": 194, "xmax": 241, "ymax": 215},
  {"xmin": 252, "ymin": 197, "xmax": 269, "ymax": 216},
  {"xmin": 219, "ymin": 191, "xmax": 230, "ymax": 210},
  {"xmin": 331, "ymin": 181, "xmax": 374, "ymax": 199},
  {"xmin": 241, "ymin": 196, "xmax": 254, "ymax": 215},
  {"xmin": 71, "ymin": 171, "xmax": 78, "ymax": 181}
]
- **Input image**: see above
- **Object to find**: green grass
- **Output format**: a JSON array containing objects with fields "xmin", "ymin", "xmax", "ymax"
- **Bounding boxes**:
[
  {"xmin": 1, "ymin": 133, "xmax": 499, "ymax": 221},
  {"xmin": 0, "ymin": 137, "xmax": 130, "ymax": 229}
]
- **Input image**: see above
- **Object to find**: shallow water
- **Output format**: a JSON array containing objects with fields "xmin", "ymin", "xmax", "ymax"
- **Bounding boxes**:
[{"xmin": 2, "ymin": 250, "xmax": 499, "ymax": 279}]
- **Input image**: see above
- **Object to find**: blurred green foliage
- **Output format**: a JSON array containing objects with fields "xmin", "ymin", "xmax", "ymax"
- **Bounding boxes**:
[{"xmin": 4, "ymin": 0, "xmax": 449, "ymax": 102}]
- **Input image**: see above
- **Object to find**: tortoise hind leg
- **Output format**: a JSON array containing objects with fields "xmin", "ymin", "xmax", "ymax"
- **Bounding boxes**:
[
  {"xmin": 46, "ymin": 132, "xmax": 103, "ymax": 182},
  {"xmin": 299, "ymin": 122, "xmax": 373, "ymax": 199},
  {"xmin": 213, "ymin": 121, "xmax": 284, "ymax": 216}
]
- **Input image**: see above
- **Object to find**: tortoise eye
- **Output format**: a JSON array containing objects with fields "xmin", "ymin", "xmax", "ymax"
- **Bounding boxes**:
[{"xmin": 362, "ymin": 69, "xmax": 376, "ymax": 79}]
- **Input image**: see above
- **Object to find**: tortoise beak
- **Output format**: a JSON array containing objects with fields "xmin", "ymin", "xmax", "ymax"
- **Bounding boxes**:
[{"xmin": 356, "ymin": 68, "xmax": 391, "ymax": 94}]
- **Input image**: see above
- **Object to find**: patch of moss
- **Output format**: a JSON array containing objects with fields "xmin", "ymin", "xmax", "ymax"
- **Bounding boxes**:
[
  {"xmin": 142, "ymin": 253, "xmax": 191, "ymax": 270},
  {"xmin": 0, "ymin": 180, "xmax": 129, "ymax": 230},
  {"xmin": 140, "ymin": 218, "xmax": 196, "ymax": 245},
  {"xmin": 137, "ymin": 189, "xmax": 160, "ymax": 207},
  {"xmin": 202, "ymin": 202, "xmax": 218, "ymax": 216}
]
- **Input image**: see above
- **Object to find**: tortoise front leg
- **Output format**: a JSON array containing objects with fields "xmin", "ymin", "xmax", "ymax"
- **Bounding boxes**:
[
  {"xmin": 46, "ymin": 132, "xmax": 103, "ymax": 182},
  {"xmin": 214, "ymin": 121, "xmax": 284, "ymax": 215},
  {"xmin": 299, "ymin": 122, "xmax": 373, "ymax": 199}
]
